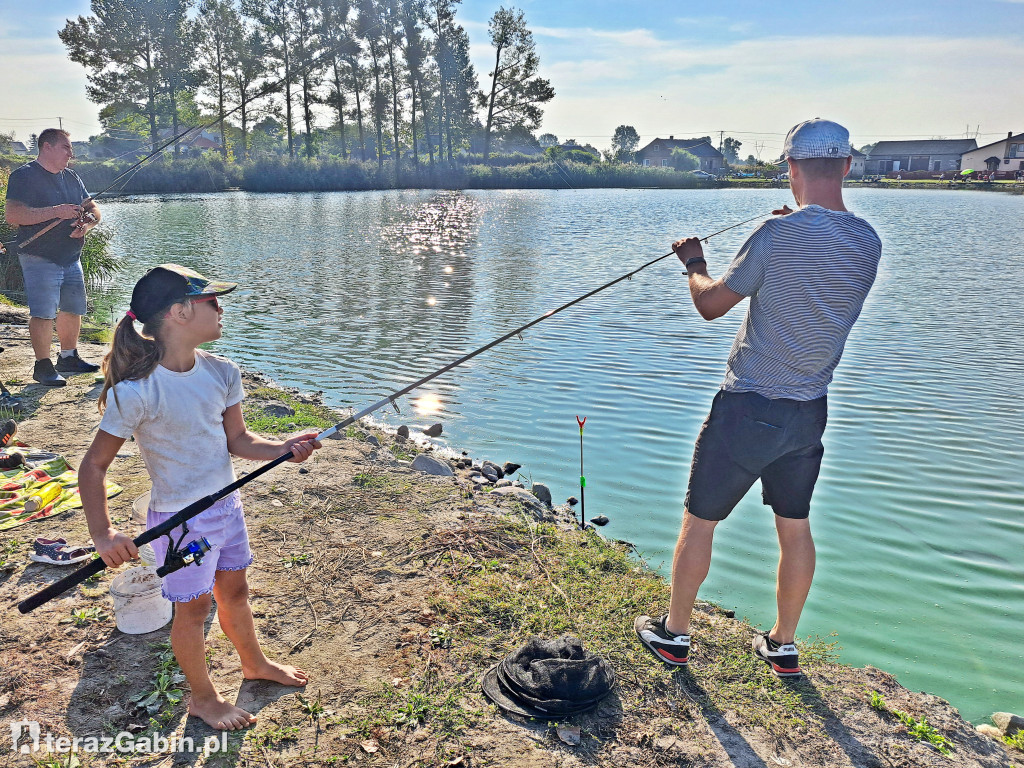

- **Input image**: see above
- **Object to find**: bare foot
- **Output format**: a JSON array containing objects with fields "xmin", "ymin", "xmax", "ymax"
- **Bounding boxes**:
[
  {"xmin": 242, "ymin": 659, "xmax": 309, "ymax": 687},
  {"xmin": 189, "ymin": 694, "xmax": 257, "ymax": 731}
]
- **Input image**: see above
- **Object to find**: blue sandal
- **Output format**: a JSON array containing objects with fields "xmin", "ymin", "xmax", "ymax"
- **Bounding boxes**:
[{"xmin": 29, "ymin": 538, "xmax": 95, "ymax": 566}]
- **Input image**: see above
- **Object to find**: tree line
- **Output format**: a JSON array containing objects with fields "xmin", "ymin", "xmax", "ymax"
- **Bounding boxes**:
[{"xmin": 59, "ymin": 0, "xmax": 555, "ymax": 180}]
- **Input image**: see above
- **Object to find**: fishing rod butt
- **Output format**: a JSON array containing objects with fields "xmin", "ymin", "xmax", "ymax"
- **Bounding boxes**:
[{"xmin": 17, "ymin": 556, "xmax": 107, "ymax": 614}]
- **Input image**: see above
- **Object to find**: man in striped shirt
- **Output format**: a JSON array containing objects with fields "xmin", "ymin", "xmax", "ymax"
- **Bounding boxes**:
[{"xmin": 636, "ymin": 119, "xmax": 882, "ymax": 678}]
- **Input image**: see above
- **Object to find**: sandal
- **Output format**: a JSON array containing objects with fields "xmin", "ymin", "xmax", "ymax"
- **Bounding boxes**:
[
  {"xmin": 0, "ymin": 391, "xmax": 22, "ymax": 412},
  {"xmin": 29, "ymin": 538, "xmax": 96, "ymax": 566}
]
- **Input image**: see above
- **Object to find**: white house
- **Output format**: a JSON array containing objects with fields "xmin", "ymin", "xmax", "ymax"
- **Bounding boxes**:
[{"xmin": 959, "ymin": 132, "xmax": 1024, "ymax": 178}]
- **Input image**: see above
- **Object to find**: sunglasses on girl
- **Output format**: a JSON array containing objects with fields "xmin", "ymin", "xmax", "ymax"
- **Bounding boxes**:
[
  {"xmin": 164, "ymin": 294, "xmax": 220, "ymax": 317},
  {"xmin": 190, "ymin": 295, "xmax": 220, "ymax": 309}
]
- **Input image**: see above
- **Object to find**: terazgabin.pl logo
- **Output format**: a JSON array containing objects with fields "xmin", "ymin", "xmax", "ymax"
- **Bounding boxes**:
[
  {"xmin": 9, "ymin": 719, "xmax": 227, "ymax": 756},
  {"xmin": 10, "ymin": 720, "xmax": 41, "ymax": 754}
]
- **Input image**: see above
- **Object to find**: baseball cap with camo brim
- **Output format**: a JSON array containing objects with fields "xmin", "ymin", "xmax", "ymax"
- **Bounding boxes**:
[
  {"xmin": 782, "ymin": 118, "xmax": 852, "ymax": 160},
  {"xmin": 128, "ymin": 263, "xmax": 237, "ymax": 324}
]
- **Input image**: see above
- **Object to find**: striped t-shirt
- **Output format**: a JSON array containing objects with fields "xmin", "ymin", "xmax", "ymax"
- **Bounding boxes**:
[{"xmin": 720, "ymin": 204, "xmax": 881, "ymax": 400}]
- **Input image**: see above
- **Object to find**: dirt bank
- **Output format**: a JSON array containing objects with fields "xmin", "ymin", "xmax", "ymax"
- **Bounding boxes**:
[{"xmin": 0, "ymin": 327, "xmax": 1017, "ymax": 768}]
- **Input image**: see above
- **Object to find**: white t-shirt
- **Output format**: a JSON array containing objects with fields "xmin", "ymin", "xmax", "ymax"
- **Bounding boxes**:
[{"xmin": 99, "ymin": 350, "xmax": 244, "ymax": 512}]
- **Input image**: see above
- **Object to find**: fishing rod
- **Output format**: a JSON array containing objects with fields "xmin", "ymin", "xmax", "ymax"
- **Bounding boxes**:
[{"xmin": 16, "ymin": 209, "xmax": 775, "ymax": 614}]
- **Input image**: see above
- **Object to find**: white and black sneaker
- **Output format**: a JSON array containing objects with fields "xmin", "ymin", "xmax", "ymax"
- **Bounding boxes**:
[
  {"xmin": 634, "ymin": 614, "xmax": 690, "ymax": 666},
  {"xmin": 752, "ymin": 632, "xmax": 802, "ymax": 678}
]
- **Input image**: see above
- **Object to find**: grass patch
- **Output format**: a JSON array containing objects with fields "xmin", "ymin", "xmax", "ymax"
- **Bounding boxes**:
[
  {"xmin": 353, "ymin": 471, "xmax": 412, "ymax": 496},
  {"xmin": 1004, "ymin": 729, "xmax": 1024, "ymax": 752},
  {"xmin": 421, "ymin": 515, "xmax": 839, "ymax": 741},
  {"xmin": 0, "ymin": 538, "xmax": 22, "ymax": 571},
  {"xmin": 870, "ymin": 691, "xmax": 954, "ymax": 755},
  {"xmin": 346, "ymin": 674, "xmax": 483, "ymax": 760},
  {"xmin": 242, "ymin": 386, "xmax": 338, "ymax": 433}
]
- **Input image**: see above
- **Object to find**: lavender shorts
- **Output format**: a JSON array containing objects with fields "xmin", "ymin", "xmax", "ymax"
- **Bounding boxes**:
[{"xmin": 147, "ymin": 491, "xmax": 253, "ymax": 603}]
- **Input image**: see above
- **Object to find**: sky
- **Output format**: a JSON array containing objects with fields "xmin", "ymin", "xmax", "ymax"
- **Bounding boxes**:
[{"xmin": 1, "ymin": 0, "xmax": 1022, "ymax": 159}]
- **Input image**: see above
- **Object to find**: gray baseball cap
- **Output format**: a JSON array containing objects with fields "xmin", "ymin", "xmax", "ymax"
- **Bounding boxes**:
[{"xmin": 782, "ymin": 118, "xmax": 852, "ymax": 160}]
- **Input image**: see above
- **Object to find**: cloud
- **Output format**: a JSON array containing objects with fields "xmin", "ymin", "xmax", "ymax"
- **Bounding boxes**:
[{"xmin": 514, "ymin": 27, "xmax": 1024, "ymax": 151}]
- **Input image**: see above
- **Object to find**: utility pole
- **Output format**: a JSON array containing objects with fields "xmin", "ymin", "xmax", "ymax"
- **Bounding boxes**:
[
  {"xmin": 718, "ymin": 130, "xmax": 724, "ymax": 153},
  {"xmin": 58, "ymin": 117, "xmax": 63, "ymax": 130}
]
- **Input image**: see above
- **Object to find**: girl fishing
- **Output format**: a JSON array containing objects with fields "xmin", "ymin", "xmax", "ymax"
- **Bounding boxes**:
[{"xmin": 79, "ymin": 264, "xmax": 321, "ymax": 730}]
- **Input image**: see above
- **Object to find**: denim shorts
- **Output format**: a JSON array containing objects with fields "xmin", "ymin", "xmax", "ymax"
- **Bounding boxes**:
[
  {"xmin": 18, "ymin": 253, "xmax": 88, "ymax": 318},
  {"xmin": 147, "ymin": 491, "xmax": 253, "ymax": 603},
  {"xmin": 685, "ymin": 390, "xmax": 828, "ymax": 521}
]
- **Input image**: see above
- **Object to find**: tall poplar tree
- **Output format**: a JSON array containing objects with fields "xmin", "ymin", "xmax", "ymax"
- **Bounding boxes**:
[
  {"xmin": 244, "ymin": 0, "xmax": 298, "ymax": 157},
  {"xmin": 291, "ymin": 0, "xmax": 325, "ymax": 159},
  {"xmin": 198, "ymin": 0, "xmax": 241, "ymax": 157},
  {"xmin": 381, "ymin": 0, "xmax": 407, "ymax": 182},
  {"xmin": 60, "ymin": 0, "xmax": 167, "ymax": 150},
  {"xmin": 225, "ymin": 26, "xmax": 271, "ymax": 159},
  {"xmin": 480, "ymin": 6, "xmax": 553, "ymax": 161},
  {"xmin": 156, "ymin": 0, "xmax": 204, "ymax": 157},
  {"xmin": 426, "ymin": 0, "xmax": 475, "ymax": 165},
  {"xmin": 320, "ymin": 0, "xmax": 359, "ymax": 159},
  {"xmin": 402, "ymin": 1, "xmax": 435, "ymax": 169},
  {"xmin": 356, "ymin": 0, "xmax": 388, "ymax": 172}
]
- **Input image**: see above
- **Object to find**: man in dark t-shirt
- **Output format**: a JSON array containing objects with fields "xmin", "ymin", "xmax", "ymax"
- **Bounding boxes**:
[{"xmin": 4, "ymin": 128, "xmax": 102, "ymax": 386}]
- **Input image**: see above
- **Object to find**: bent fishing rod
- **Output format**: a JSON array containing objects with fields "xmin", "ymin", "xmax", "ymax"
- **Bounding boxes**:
[{"xmin": 16, "ymin": 210, "xmax": 774, "ymax": 614}]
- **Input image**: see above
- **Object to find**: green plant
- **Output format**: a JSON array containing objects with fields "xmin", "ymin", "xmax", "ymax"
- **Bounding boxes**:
[
  {"xmin": 869, "ymin": 691, "xmax": 954, "ymax": 755},
  {"xmin": 246, "ymin": 725, "xmax": 300, "ymax": 749},
  {"xmin": 297, "ymin": 691, "xmax": 327, "ymax": 721},
  {"xmin": 0, "ymin": 538, "xmax": 22, "ymax": 571},
  {"xmin": 131, "ymin": 668, "xmax": 186, "ymax": 715},
  {"xmin": 70, "ymin": 605, "xmax": 109, "ymax": 626},
  {"xmin": 1005, "ymin": 730, "xmax": 1024, "ymax": 752},
  {"xmin": 282, "ymin": 552, "xmax": 310, "ymax": 568},
  {"xmin": 429, "ymin": 626, "xmax": 452, "ymax": 649},
  {"xmin": 31, "ymin": 753, "xmax": 81, "ymax": 768},
  {"xmin": 130, "ymin": 642, "xmax": 186, "ymax": 717},
  {"xmin": 393, "ymin": 690, "xmax": 432, "ymax": 728},
  {"xmin": 241, "ymin": 387, "xmax": 336, "ymax": 432}
]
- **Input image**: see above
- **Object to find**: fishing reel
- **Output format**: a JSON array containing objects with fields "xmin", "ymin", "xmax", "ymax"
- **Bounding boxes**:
[{"xmin": 156, "ymin": 522, "xmax": 212, "ymax": 577}]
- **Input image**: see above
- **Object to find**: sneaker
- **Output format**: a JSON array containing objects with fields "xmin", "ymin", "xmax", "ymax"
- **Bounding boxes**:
[
  {"xmin": 55, "ymin": 351, "xmax": 100, "ymax": 374},
  {"xmin": 752, "ymin": 632, "xmax": 802, "ymax": 678},
  {"xmin": 634, "ymin": 613, "xmax": 690, "ymax": 666},
  {"xmin": 33, "ymin": 359, "xmax": 67, "ymax": 387},
  {"xmin": 1, "ymin": 419, "xmax": 14, "ymax": 448}
]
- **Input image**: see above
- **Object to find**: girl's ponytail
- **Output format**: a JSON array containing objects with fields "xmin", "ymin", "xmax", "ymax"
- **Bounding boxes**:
[{"xmin": 98, "ymin": 314, "xmax": 166, "ymax": 413}]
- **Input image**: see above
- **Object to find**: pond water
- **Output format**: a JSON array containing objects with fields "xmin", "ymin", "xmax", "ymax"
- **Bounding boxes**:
[{"xmin": 95, "ymin": 187, "xmax": 1024, "ymax": 723}]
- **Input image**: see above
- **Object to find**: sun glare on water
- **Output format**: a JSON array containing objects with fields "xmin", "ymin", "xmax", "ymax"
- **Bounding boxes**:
[{"xmin": 415, "ymin": 393, "xmax": 443, "ymax": 415}]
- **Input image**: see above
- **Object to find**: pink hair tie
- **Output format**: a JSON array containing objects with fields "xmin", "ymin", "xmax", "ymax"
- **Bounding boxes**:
[{"xmin": 126, "ymin": 309, "xmax": 137, "ymax": 321}]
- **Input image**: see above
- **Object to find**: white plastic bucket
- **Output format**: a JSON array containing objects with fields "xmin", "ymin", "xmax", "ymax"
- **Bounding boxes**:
[
  {"xmin": 132, "ymin": 491, "xmax": 151, "ymax": 524},
  {"xmin": 109, "ymin": 566, "xmax": 172, "ymax": 634}
]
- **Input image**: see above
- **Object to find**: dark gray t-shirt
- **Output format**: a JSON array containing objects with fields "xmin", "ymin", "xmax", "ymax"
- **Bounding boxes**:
[
  {"xmin": 5, "ymin": 161, "xmax": 90, "ymax": 267},
  {"xmin": 721, "ymin": 205, "xmax": 882, "ymax": 400}
]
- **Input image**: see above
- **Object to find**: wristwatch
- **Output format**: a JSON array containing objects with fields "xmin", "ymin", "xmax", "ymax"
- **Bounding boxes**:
[{"xmin": 684, "ymin": 256, "xmax": 707, "ymax": 273}]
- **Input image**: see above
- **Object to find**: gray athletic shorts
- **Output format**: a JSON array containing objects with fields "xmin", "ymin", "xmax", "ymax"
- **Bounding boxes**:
[
  {"xmin": 18, "ymin": 253, "xmax": 88, "ymax": 318},
  {"xmin": 685, "ymin": 390, "xmax": 828, "ymax": 521}
]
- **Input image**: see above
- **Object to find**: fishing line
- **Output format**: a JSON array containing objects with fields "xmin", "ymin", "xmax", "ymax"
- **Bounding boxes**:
[{"xmin": 16, "ymin": 208, "xmax": 776, "ymax": 614}]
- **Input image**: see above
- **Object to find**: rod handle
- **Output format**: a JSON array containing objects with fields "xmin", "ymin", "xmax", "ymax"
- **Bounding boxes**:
[{"xmin": 17, "ymin": 556, "xmax": 107, "ymax": 613}]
